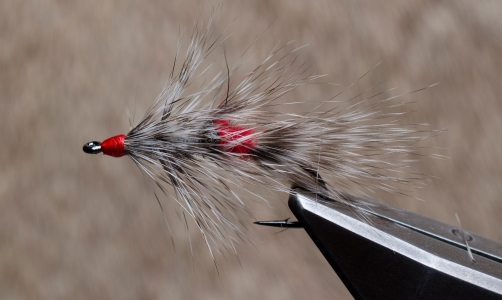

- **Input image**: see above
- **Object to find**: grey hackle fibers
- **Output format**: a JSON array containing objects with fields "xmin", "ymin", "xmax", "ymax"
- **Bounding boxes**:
[{"xmin": 83, "ymin": 13, "xmax": 441, "ymax": 262}]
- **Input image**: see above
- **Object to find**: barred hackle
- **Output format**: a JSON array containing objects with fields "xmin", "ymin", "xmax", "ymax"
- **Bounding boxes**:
[{"xmin": 121, "ymin": 16, "xmax": 439, "ymax": 258}]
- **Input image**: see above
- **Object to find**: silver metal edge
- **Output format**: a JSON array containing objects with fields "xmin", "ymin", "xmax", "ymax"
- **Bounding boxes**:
[{"xmin": 296, "ymin": 193, "xmax": 502, "ymax": 295}]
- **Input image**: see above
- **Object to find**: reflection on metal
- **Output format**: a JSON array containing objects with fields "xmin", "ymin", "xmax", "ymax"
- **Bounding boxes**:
[
  {"xmin": 289, "ymin": 189, "xmax": 502, "ymax": 299},
  {"xmin": 253, "ymin": 218, "xmax": 303, "ymax": 228}
]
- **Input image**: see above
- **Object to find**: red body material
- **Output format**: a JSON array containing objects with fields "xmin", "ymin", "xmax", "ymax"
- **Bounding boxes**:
[
  {"xmin": 101, "ymin": 134, "xmax": 126, "ymax": 157},
  {"xmin": 215, "ymin": 120, "xmax": 256, "ymax": 154}
]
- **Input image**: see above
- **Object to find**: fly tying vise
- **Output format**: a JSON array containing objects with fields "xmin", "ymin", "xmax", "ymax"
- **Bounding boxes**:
[{"xmin": 83, "ymin": 16, "xmax": 439, "ymax": 255}]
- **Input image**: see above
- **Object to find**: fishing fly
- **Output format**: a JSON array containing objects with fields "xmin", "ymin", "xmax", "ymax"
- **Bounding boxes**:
[{"xmin": 83, "ymin": 16, "xmax": 439, "ymax": 258}]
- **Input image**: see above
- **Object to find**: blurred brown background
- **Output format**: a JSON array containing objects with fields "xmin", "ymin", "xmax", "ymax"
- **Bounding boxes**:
[{"xmin": 1, "ymin": 0, "xmax": 502, "ymax": 299}]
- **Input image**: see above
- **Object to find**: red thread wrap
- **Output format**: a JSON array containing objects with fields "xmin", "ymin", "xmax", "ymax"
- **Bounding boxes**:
[
  {"xmin": 101, "ymin": 134, "xmax": 126, "ymax": 157},
  {"xmin": 215, "ymin": 120, "xmax": 256, "ymax": 154}
]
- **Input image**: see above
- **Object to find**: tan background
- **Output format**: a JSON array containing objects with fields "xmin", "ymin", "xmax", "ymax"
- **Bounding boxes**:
[{"xmin": 1, "ymin": 0, "xmax": 502, "ymax": 299}]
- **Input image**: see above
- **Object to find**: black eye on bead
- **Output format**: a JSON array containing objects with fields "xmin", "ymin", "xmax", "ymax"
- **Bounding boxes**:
[{"xmin": 83, "ymin": 141, "xmax": 102, "ymax": 154}]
